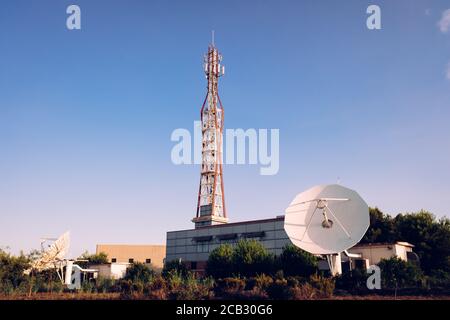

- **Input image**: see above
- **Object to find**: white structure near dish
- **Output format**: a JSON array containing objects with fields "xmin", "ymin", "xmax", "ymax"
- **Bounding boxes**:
[
  {"xmin": 89, "ymin": 263, "xmax": 129, "ymax": 280},
  {"xmin": 284, "ymin": 184, "xmax": 370, "ymax": 275}
]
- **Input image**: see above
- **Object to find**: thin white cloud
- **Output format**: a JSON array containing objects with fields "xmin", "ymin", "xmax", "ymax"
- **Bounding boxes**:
[{"xmin": 438, "ymin": 9, "xmax": 450, "ymax": 33}]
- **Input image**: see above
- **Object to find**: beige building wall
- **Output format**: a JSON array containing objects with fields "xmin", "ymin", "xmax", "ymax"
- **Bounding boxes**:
[
  {"xmin": 348, "ymin": 242, "xmax": 414, "ymax": 265},
  {"xmin": 96, "ymin": 244, "xmax": 166, "ymax": 270}
]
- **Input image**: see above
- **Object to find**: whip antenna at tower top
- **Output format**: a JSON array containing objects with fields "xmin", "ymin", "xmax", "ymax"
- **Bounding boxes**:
[{"xmin": 211, "ymin": 30, "xmax": 215, "ymax": 46}]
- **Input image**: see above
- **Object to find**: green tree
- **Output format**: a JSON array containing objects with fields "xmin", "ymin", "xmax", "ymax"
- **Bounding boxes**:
[
  {"xmin": 205, "ymin": 244, "xmax": 233, "ymax": 279},
  {"xmin": 231, "ymin": 240, "xmax": 275, "ymax": 277},
  {"xmin": 279, "ymin": 245, "xmax": 318, "ymax": 277},
  {"xmin": 361, "ymin": 207, "xmax": 397, "ymax": 243},
  {"xmin": 75, "ymin": 251, "xmax": 109, "ymax": 269},
  {"xmin": 87, "ymin": 252, "xmax": 109, "ymax": 264},
  {"xmin": 123, "ymin": 262, "xmax": 155, "ymax": 284},
  {"xmin": 162, "ymin": 259, "xmax": 188, "ymax": 278},
  {"xmin": 206, "ymin": 240, "xmax": 276, "ymax": 279},
  {"xmin": 395, "ymin": 211, "xmax": 450, "ymax": 274},
  {"xmin": 378, "ymin": 257, "xmax": 423, "ymax": 288},
  {"xmin": 0, "ymin": 249, "xmax": 31, "ymax": 294}
]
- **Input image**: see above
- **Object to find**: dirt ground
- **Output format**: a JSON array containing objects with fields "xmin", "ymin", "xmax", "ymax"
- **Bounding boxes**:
[{"xmin": 1, "ymin": 293, "xmax": 449, "ymax": 300}]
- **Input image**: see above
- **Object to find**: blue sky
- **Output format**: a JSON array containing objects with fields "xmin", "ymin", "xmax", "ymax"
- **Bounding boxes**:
[{"xmin": 0, "ymin": 0, "xmax": 449, "ymax": 257}]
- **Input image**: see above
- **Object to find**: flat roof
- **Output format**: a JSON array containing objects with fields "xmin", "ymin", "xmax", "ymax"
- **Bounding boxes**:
[
  {"xmin": 167, "ymin": 216, "xmax": 285, "ymax": 233},
  {"xmin": 352, "ymin": 241, "xmax": 414, "ymax": 248}
]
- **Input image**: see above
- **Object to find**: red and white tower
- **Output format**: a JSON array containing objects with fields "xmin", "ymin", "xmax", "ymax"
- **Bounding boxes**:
[{"xmin": 192, "ymin": 40, "xmax": 227, "ymax": 228}]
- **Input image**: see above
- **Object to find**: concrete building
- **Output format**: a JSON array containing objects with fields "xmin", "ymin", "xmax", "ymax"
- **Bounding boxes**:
[
  {"xmin": 96, "ymin": 244, "xmax": 166, "ymax": 270},
  {"xmin": 166, "ymin": 216, "xmax": 291, "ymax": 271},
  {"xmin": 347, "ymin": 241, "xmax": 417, "ymax": 265}
]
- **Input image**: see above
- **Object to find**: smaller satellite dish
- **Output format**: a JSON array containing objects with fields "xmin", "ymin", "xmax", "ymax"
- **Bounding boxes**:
[
  {"xmin": 27, "ymin": 231, "xmax": 70, "ymax": 272},
  {"xmin": 284, "ymin": 185, "xmax": 369, "ymax": 256},
  {"xmin": 25, "ymin": 231, "xmax": 98, "ymax": 289}
]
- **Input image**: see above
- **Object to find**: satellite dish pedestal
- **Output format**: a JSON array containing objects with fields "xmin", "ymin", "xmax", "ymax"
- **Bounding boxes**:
[
  {"xmin": 64, "ymin": 260, "xmax": 74, "ymax": 286},
  {"xmin": 326, "ymin": 253, "xmax": 342, "ymax": 276}
]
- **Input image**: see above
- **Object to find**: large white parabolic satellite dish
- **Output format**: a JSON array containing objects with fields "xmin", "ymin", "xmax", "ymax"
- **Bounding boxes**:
[{"xmin": 284, "ymin": 185, "xmax": 369, "ymax": 255}]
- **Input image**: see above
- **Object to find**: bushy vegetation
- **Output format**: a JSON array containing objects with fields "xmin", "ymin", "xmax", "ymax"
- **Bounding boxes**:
[
  {"xmin": 1, "ymin": 209, "xmax": 449, "ymax": 299},
  {"xmin": 123, "ymin": 262, "xmax": 155, "ymax": 283},
  {"xmin": 331, "ymin": 209, "xmax": 448, "ymax": 294},
  {"xmin": 205, "ymin": 243, "xmax": 234, "ymax": 279},
  {"xmin": 162, "ymin": 259, "xmax": 188, "ymax": 278},
  {"xmin": 279, "ymin": 245, "xmax": 318, "ymax": 277},
  {"xmin": 0, "ymin": 250, "xmax": 30, "ymax": 295},
  {"xmin": 0, "ymin": 250, "xmax": 65, "ymax": 296},
  {"xmin": 362, "ymin": 208, "xmax": 450, "ymax": 276},
  {"xmin": 80, "ymin": 251, "xmax": 109, "ymax": 264},
  {"xmin": 378, "ymin": 257, "xmax": 423, "ymax": 289},
  {"xmin": 206, "ymin": 240, "xmax": 317, "ymax": 279}
]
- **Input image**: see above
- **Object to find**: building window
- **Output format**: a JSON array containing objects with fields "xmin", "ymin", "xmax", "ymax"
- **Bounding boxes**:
[
  {"xmin": 197, "ymin": 243, "xmax": 208, "ymax": 253},
  {"xmin": 146, "ymin": 259, "xmax": 151, "ymax": 264},
  {"xmin": 129, "ymin": 258, "xmax": 134, "ymax": 263},
  {"xmin": 111, "ymin": 258, "xmax": 117, "ymax": 263},
  {"xmin": 191, "ymin": 261, "xmax": 197, "ymax": 270}
]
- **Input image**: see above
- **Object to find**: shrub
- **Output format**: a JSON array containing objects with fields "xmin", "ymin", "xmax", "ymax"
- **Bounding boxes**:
[
  {"xmin": 124, "ymin": 262, "xmax": 155, "ymax": 284},
  {"xmin": 308, "ymin": 274, "xmax": 335, "ymax": 298},
  {"xmin": 76, "ymin": 251, "xmax": 109, "ymax": 269},
  {"xmin": 0, "ymin": 250, "xmax": 30, "ymax": 294},
  {"xmin": 266, "ymin": 279, "xmax": 291, "ymax": 300},
  {"xmin": 289, "ymin": 283, "xmax": 317, "ymax": 300},
  {"xmin": 378, "ymin": 257, "xmax": 423, "ymax": 288},
  {"xmin": 231, "ymin": 240, "xmax": 275, "ymax": 277},
  {"xmin": 118, "ymin": 279, "xmax": 133, "ymax": 294},
  {"xmin": 118, "ymin": 279, "xmax": 144, "ymax": 299},
  {"xmin": 237, "ymin": 288, "xmax": 269, "ymax": 300},
  {"xmin": 207, "ymin": 240, "xmax": 278, "ymax": 279},
  {"xmin": 165, "ymin": 269, "xmax": 184, "ymax": 290},
  {"xmin": 216, "ymin": 277, "xmax": 245, "ymax": 296},
  {"xmin": 96, "ymin": 277, "xmax": 115, "ymax": 293},
  {"xmin": 162, "ymin": 260, "xmax": 188, "ymax": 278},
  {"xmin": 0, "ymin": 280, "xmax": 14, "ymax": 295},
  {"xmin": 170, "ymin": 281, "xmax": 213, "ymax": 300},
  {"xmin": 335, "ymin": 269, "xmax": 368, "ymax": 293},
  {"xmin": 279, "ymin": 245, "xmax": 318, "ymax": 277},
  {"xmin": 164, "ymin": 274, "xmax": 215, "ymax": 300},
  {"xmin": 144, "ymin": 276, "xmax": 168, "ymax": 300},
  {"xmin": 286, "ymin": 276, "xmax": 303, "ymax": 287},
  {"xmin": 426, "ymin": 269, "xmax": 450, "ymax": 289},
  {"xmin": 80, "ymin": 279, "xmax": 95, "ymax": 294},
  {"xmin": 254, "ymin": 274, "xmax": 273, "ymax": 291},
  {"xmin": 206, "ymin": 244, "xmax": 234, "ymax": 279},
  {"xmin": 132, "ymin": 282, "xmax": 144, "ymax": 294}
]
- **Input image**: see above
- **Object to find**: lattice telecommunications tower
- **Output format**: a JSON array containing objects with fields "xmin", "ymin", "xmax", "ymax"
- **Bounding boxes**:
[{"xmin": 193, "ymin": 41, "xmax": 228, "ymax": 228}]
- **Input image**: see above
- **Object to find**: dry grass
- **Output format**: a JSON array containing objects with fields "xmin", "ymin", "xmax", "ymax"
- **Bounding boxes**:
[
  {"xmin": 0, "ymin": 293, "xmax": 449, "ymax": 300},
  {"xmin": 0, "ymin": 293, "xmax": 121, "ymax": 300}
]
